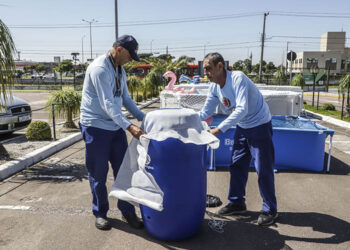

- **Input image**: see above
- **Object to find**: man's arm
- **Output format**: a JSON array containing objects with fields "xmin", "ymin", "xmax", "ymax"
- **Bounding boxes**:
[
  {"xmin": 90, "ymin": 67, "xmax": 144, "ymax": 139},
  {"xmin": 198, "ymin": 85, "xmax": 220, "ymax": 120}
]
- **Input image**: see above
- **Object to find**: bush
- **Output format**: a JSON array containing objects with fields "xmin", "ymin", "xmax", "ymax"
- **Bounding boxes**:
[
  {"xmin": 323, "ymin": 103, "xmax": 336, "ymax": 111},
  {"xmin": 147, "ymin": 93, "xmax": 153, "ymax": 99},
  {"xmin": 26, "ymin": 121, "xmax": 52, "ymax": 140},
  {"xmin": 136, "ymin": 95, "xmax": 143, "ymax": 102}
]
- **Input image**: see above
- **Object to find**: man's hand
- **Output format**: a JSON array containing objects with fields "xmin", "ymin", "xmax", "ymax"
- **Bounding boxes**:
[
  {"xmin": 127, "ymin": 124, "xmax": 145, "ymax": 140},
  {"xmin": 210, "ymin": 127, "xmax": 221, "ymax": 137}
]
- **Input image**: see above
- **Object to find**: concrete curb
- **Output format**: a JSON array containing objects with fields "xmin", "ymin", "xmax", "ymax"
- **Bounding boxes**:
[
  {"xmin": 304, "ymin": 110, "xmax": 350, "ymax": 130},
  {"xmin": 0, "ymin": 132, "xmax": 82, "ymax": 180},
  {"xmin": 0, "ymin": 97, "xmax": 160, "ymax": 181}
]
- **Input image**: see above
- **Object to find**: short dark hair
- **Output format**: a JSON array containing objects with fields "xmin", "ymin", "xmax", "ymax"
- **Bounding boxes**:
[
  {"xmin": 204, "ymin": 52, "xmax": 225, "ymax": 66},
  {"xmin": 112, "ymin": 42, "xmax": 119, "ymax": 49}
]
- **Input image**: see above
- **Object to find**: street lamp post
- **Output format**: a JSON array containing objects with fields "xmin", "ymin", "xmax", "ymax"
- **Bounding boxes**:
[
  {"xmin": 150, "ymin": 39, "xmax": 154, "ymax": 54},
  {"xmin": 310, "ymin": 65, "xmax": 319, "ymax": 107},
  {"xmin": 71, "ymin": 52, "xmax": 80, "ymax": 90},
  {"xmin": 82, "ymin": 19, "xmax": 97, "ymax": 61},
  {"xmin": 81, "ymin": 35, "xmax": 85, "ymax": 64}
]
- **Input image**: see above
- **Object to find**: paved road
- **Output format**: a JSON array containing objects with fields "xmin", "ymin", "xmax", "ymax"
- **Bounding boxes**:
[
  {"xmin": 303, "ymin": 91, "xmax": 346, "ymax": 111},
  {"xmin": 12, "ymin": 90, "xmax": 66, "ymax": 123},
  {"xmin": 0, "ymin": 101, "xmax": 349, "ymax": 249}
]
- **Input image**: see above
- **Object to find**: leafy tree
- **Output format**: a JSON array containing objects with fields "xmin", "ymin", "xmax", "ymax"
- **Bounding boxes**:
[
  {"xmin": 57, "ymin": 60, "xmax": 73, "ymax": 76},
  {"xmin": 46, "ymin": 90, "xmax": 81, "ymax": 128},
  {"xmin": 252, "ymin": 61, "xmax": 267, "ymax": 74},
  {"xmin": 265, "ymin": 62, "xmax": 277, "ymax": 73},
  {"xmin": 243, "ymin": 59, "xmax": 252, "ymax": 73},
  {"xmin": 232, "ymin": 60, "xmax": 244, "ymax": 71},
  {"xmin": 23, "ymin": 64, "xmax": 36, "ymax": 74},
  {"xmin": 35, "ymin": 63, "xmax": 46, "ymax": 75},
  {"xmin": 0, "ymin": 19, "xmax": 16, "ymax": 156}
]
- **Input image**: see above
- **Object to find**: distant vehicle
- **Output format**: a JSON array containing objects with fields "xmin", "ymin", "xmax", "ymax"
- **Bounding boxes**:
[
  {"xmin": 0, "ymin": 94, "xmax": 32, "ymax": 135},
  {"xmin": 75, "ymin": 73, "xmax": 85, "ymax": 79}
]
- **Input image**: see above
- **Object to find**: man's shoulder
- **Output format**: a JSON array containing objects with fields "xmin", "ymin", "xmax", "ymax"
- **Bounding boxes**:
[{"xmin": 230, "ymin": 70, "xmax": 246, "ymax": 79}]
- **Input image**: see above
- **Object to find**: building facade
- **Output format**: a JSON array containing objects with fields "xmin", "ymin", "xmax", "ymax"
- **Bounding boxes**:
[{"xmin": 291, "ymin": 32, "xmax": 350, "ymax": 75}]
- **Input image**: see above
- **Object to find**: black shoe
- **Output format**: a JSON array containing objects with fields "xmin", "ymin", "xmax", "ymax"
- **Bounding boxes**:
[
  {"xmin": 122, "ymin": 213, "xmax": 144, "ymax": 229},
  {"xmin": 206, "ymin": 194, "xmax": 223, "ymax": 208},
  {"xmin": 257, "ymin": 211, "xmax": 278, "ymax": 226},
  {"xmin": 217, "ymin": 203, "xmax": 247, "ymax": 216},
  {"xmin": 95, "ymin": 217, "xmax": 111, "ymax": 230}
]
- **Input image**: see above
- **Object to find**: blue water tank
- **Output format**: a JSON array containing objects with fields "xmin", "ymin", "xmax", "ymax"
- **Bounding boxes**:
[{"xmin": 140, "ymin": 138, "xmax": 207, "ymax": 240}]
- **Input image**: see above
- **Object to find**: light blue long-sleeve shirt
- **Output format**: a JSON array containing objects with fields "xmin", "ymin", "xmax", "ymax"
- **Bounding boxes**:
[
  {"xmin": 80, "ymin": 54, "xmax": 145, "ymax": 131},
  {"xmin": 199, "ymin": 70, "xmax": 271, "ymax": 132}
]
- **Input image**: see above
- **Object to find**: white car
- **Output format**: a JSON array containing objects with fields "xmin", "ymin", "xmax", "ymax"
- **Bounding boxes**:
[{"xmin": 0, "ymin": 94, "xmax": 32, "ymax": 134}]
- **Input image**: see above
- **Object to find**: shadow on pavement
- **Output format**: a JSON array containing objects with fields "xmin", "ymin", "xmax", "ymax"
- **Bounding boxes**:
[
  {"xmin": 16, "ymin": 163, "xmax": 88, "ymax": 182},
  {"xmin": 106, "ymin": 210, "xmax": 350, "ymax": 250}
]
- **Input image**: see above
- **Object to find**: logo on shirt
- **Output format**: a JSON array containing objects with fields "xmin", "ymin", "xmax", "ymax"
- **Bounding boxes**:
[{"xmin": 222, "ymin": 97, "xmax": 231, "ymax": 107}]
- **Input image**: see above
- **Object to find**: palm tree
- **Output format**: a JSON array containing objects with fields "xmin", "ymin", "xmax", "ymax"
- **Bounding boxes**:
[
  {"xmin": 126, "ymin": 75, "xmax": 141, "ymax": 100},
  {"xmin": 0, "ymin": 19, "xmax": 16, "ymax": 104},
  {"xmin": 273, "ymin": 68, "xmax": 287, "ymax": 85},
  {"xmin": 46, "ymin": 90, "xmax": 81, "ymax": 128},
  {"xmin": 0, "ymin": 19, "xmax": 16, "ymax": 157},
  {"xmin": 291, "ymin": 73, "xmax": 305, "ymax": 88},
  {"xmin": 338, "ymin": 74, "xmax": 350, "ymax": 116},
  {"xmin": 144, "ymin": 55, "xmax": 195, "ymax": 89}
]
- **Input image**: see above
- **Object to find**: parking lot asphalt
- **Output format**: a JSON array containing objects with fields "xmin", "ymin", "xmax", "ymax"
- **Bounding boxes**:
[{"xmin": 0, "ymin": 101, "xmax": 349, "ymax": 250}]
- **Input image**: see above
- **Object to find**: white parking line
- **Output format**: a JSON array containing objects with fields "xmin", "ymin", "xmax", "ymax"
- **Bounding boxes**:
[{"xmin": 0, "ymin": 205, "xmax": 31, "ymax": 210}]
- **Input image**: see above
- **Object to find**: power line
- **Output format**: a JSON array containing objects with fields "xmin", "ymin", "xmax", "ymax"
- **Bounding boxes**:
[
  {"xmin": 270, "ymin": 35, "xmax": 350, "ymax": 40},
  {"xmin": 8, "ymin": 12, "xmax": 263, "ymax": 29}
]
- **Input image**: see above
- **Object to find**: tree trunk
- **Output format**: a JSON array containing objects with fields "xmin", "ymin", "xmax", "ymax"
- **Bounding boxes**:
[{"xmin": 63, "ymin": 108, "xmax": 77, "ymax": 128}]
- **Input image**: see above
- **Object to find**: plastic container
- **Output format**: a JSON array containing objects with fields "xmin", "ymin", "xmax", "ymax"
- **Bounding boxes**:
[
  {"xmin": 207, "ymin": 115, "xmax": 334, "ymax": 172},
  {"xmin": 140, "ymin": 138, "xmax": 207, "ymax": 240}
]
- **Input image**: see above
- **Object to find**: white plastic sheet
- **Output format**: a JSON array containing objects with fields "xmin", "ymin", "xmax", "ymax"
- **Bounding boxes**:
[{"xmin": 109, "ymin": 109, "xmax": 220, "ymax": 211}]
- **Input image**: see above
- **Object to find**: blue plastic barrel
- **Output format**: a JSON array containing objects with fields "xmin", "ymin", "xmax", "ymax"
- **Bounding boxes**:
[{"xmin": 140, "ymin": 138, "xmax": 207, "ymax": 240}]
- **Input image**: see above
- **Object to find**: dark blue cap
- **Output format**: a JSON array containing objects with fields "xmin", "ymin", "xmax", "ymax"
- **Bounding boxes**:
[{"xmin": 117, "ymin": 35, "xmax": 140, "ymax": 62}]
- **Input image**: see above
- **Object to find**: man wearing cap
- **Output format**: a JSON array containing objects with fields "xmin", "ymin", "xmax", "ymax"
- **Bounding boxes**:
[
  {"xmin": 199, "ymin": 52, "xmax": 278, "ymax": 226},
  {"xmin": 80, "ymin": 35, "xmax": 145, "ymax": 230}
]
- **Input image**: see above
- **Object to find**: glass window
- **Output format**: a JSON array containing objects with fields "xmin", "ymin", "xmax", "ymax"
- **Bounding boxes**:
[
  {"xmin": 306, "ymin": 58, "xmax": 318, "ymax": 69},
  {"xmin": 325, "ymin": 58, "xmax": 337, "ymax": 70}
]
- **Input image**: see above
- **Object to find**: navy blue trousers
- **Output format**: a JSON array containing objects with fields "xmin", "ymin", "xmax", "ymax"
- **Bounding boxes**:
[
  {"xmin": 80, "ymin": 124, "xmax": 135, "ymax": 218},
  {"xmin": 228, "ymin": 121, "xmax": 277, "ymax": 214}
]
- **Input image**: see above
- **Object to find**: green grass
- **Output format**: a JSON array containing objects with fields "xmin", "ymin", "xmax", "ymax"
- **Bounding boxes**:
[{"xmin": 304, "ymin": 104, "xmax": 350, "ymax": 122}]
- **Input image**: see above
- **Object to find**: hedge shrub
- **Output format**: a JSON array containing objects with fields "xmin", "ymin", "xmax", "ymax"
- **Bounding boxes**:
[
  {"xmin": 26, "ymin": 121, "xmax": 52, "ymax": 140},
  {"xmin": 323, "ymin": 103, "xmax": 336, "ymax": 111}
]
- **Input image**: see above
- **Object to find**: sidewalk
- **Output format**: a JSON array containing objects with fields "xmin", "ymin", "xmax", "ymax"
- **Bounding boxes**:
[{"xmin": 0, "ymin": 101, "xmax": 349, "ymax": 249}]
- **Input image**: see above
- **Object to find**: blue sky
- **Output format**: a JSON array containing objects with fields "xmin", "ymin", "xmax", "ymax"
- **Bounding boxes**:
[{"xmin": 1, "ymin": 0, "xmax": 350, "ymax": 66}]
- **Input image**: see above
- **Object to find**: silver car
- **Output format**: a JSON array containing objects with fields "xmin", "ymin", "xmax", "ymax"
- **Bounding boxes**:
[{"xmin": 0, "ymin": 94, "xmax": 32, "ymax": 134}]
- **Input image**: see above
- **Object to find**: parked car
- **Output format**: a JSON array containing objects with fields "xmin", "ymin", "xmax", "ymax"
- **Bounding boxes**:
[{"xmin": 0, "ymin": 94, "xmax": 32, "ymax": 134}]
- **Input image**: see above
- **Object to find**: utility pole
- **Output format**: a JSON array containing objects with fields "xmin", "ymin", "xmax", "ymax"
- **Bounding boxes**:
[
  {"xmin": 17, "ymin": 51, "xmax": 21, "ymax": 61},
  {"xmin": 81, "ymin": 35, "xmax": 85, "ymax": 64},
  {"xmin": 259, "ymin": 12, "xmax": 269, "ymax": 83},
  {"xmin": 166, "ymin": 46, "xmax": 168, "ymax": 55},
  {"xmin": 82, "ymin": 19, "xmax": 97, "ymax": 61},
  {"xmin": 286, "ymin": 42, "xmax": 289, "ymax": 75},
  {"xmin": 115, "ymin": 0, "xmax": 118, "ymax": 40}
]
